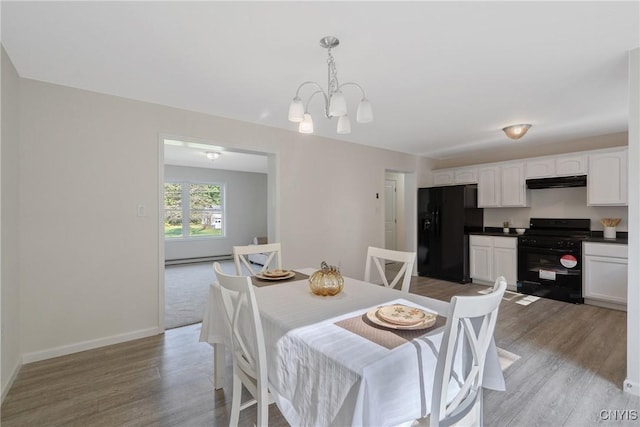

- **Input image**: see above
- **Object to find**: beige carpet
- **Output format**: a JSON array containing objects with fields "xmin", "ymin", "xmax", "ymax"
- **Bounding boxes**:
[{"xmin": 164, "ymin": 260, "xmax": 240, "ymax": 329}]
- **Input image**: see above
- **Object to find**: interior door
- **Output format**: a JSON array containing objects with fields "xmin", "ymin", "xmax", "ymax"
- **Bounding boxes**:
[{"xmin": 384, "ymin": 179, "xmax": 397, "ymax": 251}]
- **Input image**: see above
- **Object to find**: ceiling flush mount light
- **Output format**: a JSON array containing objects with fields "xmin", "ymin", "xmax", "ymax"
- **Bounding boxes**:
[
  {"xmin": 502, "ymin": 124, "xmax": 532, "ymax": 140},
  {"xmin": 206, "ymin": 152, "xmax": 221, "ymax": 161},
  {"xmin": 288, "ymin": 36, "xmax": 373, "ymax": 135}
]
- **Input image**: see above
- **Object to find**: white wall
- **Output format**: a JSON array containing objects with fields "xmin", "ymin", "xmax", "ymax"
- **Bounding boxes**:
[
  {"xmin": 163, "ymin": 165, "xmax": 268, "ymax": 261},
  {"xmin": 1, "ymin": 47, "xmax": 21, "ymax": 400},
  {"xmin": 483, "ymin": 187, "xmax": 628, "ymax": 231},
  {"xmin": 625, "ymin": 47, "xmax": 639, "ymax": 396},
  {"xmin": 17, "ymin": 78, "xmax": 421, "ymax": 361}
]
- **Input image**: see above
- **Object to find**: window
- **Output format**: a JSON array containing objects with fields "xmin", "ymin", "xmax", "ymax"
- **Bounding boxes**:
[{"xmin": 164, "ymin": 182, "xmax": 225, "ymax": 239}]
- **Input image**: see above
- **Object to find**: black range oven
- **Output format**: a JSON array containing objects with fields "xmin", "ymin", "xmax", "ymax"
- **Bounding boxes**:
[{"xmin": 517, "ymin": 218, "xmax": 590, "ymax": 304}]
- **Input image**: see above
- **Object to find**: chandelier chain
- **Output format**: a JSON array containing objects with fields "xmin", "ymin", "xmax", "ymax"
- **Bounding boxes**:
[{"xmin": 327, "ymin": 48, "xmax": 339, "ymax": 97}]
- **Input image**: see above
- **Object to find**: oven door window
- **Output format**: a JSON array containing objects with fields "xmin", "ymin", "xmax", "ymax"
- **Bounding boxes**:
[{"xmin": 518, "ymin": 247, "xmax": 581, "ymax": 288}]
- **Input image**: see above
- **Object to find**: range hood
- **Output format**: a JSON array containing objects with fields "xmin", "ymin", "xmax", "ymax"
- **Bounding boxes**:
[{"xmin": 526, "ymin": 175, "xmax": 587, "ymax": 189}]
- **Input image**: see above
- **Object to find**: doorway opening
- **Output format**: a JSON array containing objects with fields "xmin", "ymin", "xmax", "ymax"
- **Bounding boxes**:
[
  {"xmin": 383, "ymin": 170, "xmax": 416, "ymax": 279},
  {"xmin": 159, "ymin": 136, "xmax": 276, "ymax": 329}
]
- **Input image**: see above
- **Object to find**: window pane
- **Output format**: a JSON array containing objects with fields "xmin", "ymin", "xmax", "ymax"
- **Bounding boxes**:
[
  {"xmin": 164, "ymin": 183, "xmax": 183, "ymax": 238},
  {"xmin": 189, "ymin": 184, "xmax": 223, "ymax": 236}
]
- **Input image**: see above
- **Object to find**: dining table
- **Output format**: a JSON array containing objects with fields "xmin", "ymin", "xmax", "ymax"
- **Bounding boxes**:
[{"xmin": 199, "ymin": 267, "xmax": 505, "ymax": 427}]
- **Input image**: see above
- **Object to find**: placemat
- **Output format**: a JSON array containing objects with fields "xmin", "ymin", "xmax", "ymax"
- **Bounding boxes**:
[
  {"xmin": 251, "ymin": 271, "xmax": 310, "ymax": 288},
  {"xmin": 335, "ymin": 311, "xmax": 446, "ymax": 350}
]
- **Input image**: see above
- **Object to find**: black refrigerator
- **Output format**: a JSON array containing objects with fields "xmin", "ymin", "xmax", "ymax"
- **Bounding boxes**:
[{"xmin": 417, "ymin": 185, "xmax": 483, "ymax": 283}]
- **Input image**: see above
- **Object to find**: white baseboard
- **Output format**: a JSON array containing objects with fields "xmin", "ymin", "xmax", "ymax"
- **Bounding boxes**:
[
  {"xmin": 624, "ymin": 379, "xmax": 640, "ymax": 396},
  {"xmin": 584, "ymin": 298, "xmax": 627, "ymax": 312},
  {"xmin": 165, "ymin": 255, "xmax": 232, "ymax": 266},
  {"xmin": 22, "ymin": 327, "xmax": 163, "ymax": 364},
  {"xmin": 1, "ymin": 358, "xmax": 23, "ymax": 403}
]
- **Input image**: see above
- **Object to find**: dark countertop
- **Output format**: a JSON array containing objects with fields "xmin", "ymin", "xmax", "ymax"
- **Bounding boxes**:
[{"xmin": 469, "ymin": 228, "xmax": 628, "ymax": 245}]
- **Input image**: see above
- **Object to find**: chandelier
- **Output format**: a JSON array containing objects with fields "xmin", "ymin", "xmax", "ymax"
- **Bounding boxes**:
[{"xmin": 288, "ymin": 36, "xmax": 373, "ymax": 135}]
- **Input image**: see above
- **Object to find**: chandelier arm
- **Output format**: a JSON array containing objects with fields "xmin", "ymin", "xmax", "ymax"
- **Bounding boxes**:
[
  {"xmin": 294, "ymin": 81, "xmax": 325, "ymax": 98},
  {"xmin": 338, "ymin": 82, "xmax": 368, "ymax": 99},
  {"xmin": 305, "ymin": 90, "xmax": 331, "ymax": 118}
]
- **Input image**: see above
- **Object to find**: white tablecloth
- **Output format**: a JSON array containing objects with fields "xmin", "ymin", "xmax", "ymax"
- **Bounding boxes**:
[{"xmin": 200, "ymin": 268, "xmax": 505, "ymax": 427}]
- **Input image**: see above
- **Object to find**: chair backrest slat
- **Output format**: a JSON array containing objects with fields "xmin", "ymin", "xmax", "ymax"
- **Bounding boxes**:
[
  {"xmin": 233, "ymin": 243, "xmax": 282, "ymax": 276},
  {"xmin": 364, "ymin": 246, "xmax": 416, "ymax": 293}
]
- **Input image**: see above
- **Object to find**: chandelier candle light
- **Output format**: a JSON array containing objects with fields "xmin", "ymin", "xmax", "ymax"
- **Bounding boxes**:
[{"xmin": 288, "ymin": 36, "xmax": 373, "ymax": 135}]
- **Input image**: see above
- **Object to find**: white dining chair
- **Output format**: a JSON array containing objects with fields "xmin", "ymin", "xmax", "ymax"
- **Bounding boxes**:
[
  {"xmin": 429, "ymin": 276, "xmax": 507, "ymax": 427},
  {"xmin": 233, "ymin": 243, "xmax": 282, "ymax": 276},
  {"xmin": 364, "ymin": 246, "xmax": 417, "ymax": 293},
  {"xmin": 213, "ymin": 262, "xmax": 272, "ymax": 427}
]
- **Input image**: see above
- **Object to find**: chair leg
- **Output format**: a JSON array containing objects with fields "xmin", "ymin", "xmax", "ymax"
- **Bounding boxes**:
[
  {"xmin": 229, "ymin": 367, "xmax": 242, "ymax": 427},
  {"xmin": 476, "ymin": 389, "xmax": 483, "ymax": 427},
  {"xmin": 256, "ymin": 385, "xmax": 269, "ymax": 427}
]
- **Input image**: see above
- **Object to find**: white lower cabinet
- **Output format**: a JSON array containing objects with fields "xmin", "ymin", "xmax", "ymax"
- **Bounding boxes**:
[
  {"xmin": 583, "ymin": 242, "xmax": 628, "ymax": 310},
  {"xmin": 470, "ymin": 236, "xmax": 493, "ymax": 282},
  {"xmin": 470, "ymin": 235, "xmax": 517, "ymax": 290}
]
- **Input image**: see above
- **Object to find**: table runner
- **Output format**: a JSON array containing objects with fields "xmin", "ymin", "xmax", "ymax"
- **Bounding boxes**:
[
  {"xmin": 335, "ymin": 312, "xmax": 446, "ymax": 350},
  {"xmin": 251, "ymin": 271, "xmax": 309, "ymax": 287}
]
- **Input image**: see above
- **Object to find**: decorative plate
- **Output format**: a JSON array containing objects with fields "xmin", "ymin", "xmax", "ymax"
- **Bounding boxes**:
[
  {"xmin": 255, "ymin": 270, "xmax": 296, "ymax": 281},
  {"xmin": 262, "ymin": 269, "xmax": 291, "ymax": 278},
  {"xmin": 377, "ymin": 304, "xmax": 429, "ymax": 326},
  {"xmin": 366, "ymin": 307, "xmax": 436, "ymax": 330}
]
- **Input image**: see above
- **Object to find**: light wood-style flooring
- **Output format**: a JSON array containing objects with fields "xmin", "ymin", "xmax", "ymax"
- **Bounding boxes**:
[{"xmin": 2, "ymin": 276, "xmax": 638, "ymax": 426}]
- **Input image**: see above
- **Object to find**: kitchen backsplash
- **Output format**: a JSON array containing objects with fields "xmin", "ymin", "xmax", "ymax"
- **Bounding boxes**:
[{"xmin": 483, "ymin": 186, "xmax": 629, "ymax": 231}]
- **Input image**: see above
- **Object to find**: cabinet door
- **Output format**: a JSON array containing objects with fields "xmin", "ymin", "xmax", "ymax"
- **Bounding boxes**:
[
  {"xmin": 433, "ymin": 169, "xmax": 455, "ymax": 186},
  {"xmin": 555, "ymin": 155, "xmax": 587, "ymax": 176},
  {"xmin": 493, "ymin": 247, "xmax": 517, "ymax": 290},
  {"xmin": 500, "ymin": 163, "xmax": 527, "ymax": 207},
  {"xmin": 588, "ymin": 149, "xmax": 628, "ymax": 206},
  {"xmin": 470, "ymin": 236, "xmax": 492, "ymax": 282},
  {"xmin": 584, "ymin": 255, "xmax": 628, "ymax": 304},
  {"xmin": 454, "ymin": 167, "xmax": 478, "ymax": 184},
  {"xmin": 477, "ymin": 166, "xmax": 500, "ymax": 207},
  {"xmin": 525, "ymin": 158, "xmax": 555, "ymax": 178}
]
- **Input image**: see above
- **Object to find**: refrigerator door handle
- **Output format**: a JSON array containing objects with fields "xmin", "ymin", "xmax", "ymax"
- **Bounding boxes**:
[{"xmin": 434, "ymin": 208, "xmax": 440, "ymax": 236}]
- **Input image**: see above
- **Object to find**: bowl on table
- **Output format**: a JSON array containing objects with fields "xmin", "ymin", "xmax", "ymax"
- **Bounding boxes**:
[{"xmin": 515, "ymin": 228, "xmax": 526, "ymax": 235}]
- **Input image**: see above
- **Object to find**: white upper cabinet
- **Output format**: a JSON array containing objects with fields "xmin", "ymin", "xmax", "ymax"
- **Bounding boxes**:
[
  {"xmin": 587, "ymin": 148, "xmax": 628, "ymax": 206},
  {"xmin": 525, "ymin": 158, "xmax": 555, "ymax": 178},
  {"xmin": 477, "ymin": 166, "xmax": 500, "ymax": 207},
  {"xmin": 454, "ymin": 166, "xmax": 478, "ymax": 184},
  {"xmin": 478, "ymin": 163, "xmax": 528, "ymax": 207},
  {"xmin": 500, "ymin": 163, "xmax": 528, "ymax": 207},
  {"xmin": 432, "ymin": 169, "xmax": 455, "ymax": 186},
  {"xmin": 556, "ymin": 154, "xmax": 587, "ymax": 176},
  {"xmin": 432, "ymin": 166, "xmax": 478, "ymax": 186},
  {"xmin": 525, "ymin": 154, "xmax": 587, "ymax": 178}
]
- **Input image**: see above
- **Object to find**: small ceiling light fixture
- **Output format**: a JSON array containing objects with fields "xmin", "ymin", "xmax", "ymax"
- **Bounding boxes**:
[
  {"xmin": 206, "ymin": 152, "xmax": 222, "ymax": 161},
  {"xmin": 502, "ymin": 123, "xmax": 532, "ymax": 140},
  {"xmin": 288, "ymin": 36, "xmax": 373, "ymax": 135}
]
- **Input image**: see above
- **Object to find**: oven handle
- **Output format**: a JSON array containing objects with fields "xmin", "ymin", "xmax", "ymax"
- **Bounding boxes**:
[{"xmin": 518, "ymin": 246, "xmax": 580, "ymax": 255}]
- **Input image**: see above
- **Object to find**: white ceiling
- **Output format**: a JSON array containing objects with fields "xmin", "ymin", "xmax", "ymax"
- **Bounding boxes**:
[
  {"xmin": 2, "ymin": 1, "xmax": 639, "ymax": 163},
  {"xmin": 163, "ymin": 139, "xmax": 268, "ymax": 173}
]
